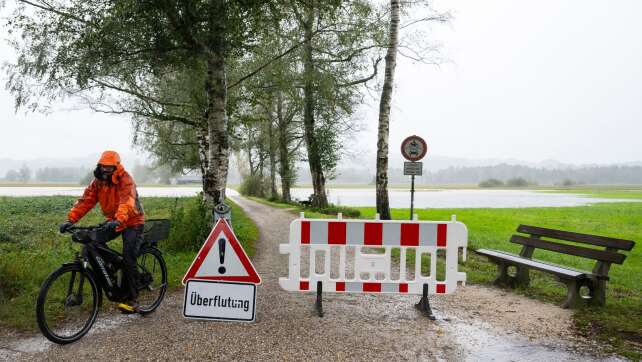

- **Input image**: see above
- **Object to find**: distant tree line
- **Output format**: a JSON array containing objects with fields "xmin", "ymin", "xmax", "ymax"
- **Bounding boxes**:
[
  {"xmin": 426, "ymin": 164, "xmax": 642, "ymax": 185},
  {"xmin": 1, "ymin": 164, "xmax": 179, "ymax": 185},
  {"xmin": 296, "ymin": 163, "xmax": 642, "ymax": 185},
  {"xmin": 2, "ymin": 166, "xmax": 85, "ymax": 183}
]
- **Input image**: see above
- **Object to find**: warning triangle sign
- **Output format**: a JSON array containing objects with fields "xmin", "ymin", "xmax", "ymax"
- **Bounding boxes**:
[{"xmin": 182, "ymin": 219, "xmax": 261, "ymax": 285}]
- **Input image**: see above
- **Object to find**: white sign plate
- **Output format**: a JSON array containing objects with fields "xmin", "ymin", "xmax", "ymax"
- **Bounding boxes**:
[
  {"xmin": 404, "ymin": 161, "xmax": 423, "ymax": 176},
  {"xmin": 183, "ymin": 280, "xmax": 257, "ymax": 322}
]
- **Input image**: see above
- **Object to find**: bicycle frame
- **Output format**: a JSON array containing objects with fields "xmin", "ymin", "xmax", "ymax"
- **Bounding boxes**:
[{"xmin": 69, "ymin": 240, "xmax": 130, "ymax": 303}]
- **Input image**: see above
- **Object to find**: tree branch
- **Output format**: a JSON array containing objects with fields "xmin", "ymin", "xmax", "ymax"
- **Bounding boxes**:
[{"xmin": 338, "ymin": 57, "xmax": 382, "ymax": 87}]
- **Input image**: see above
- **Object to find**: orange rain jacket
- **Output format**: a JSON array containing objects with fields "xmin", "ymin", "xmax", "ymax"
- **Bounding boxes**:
[{"xmin": 68, "ymin": 151, "xmax": 144, "ymax": 230}]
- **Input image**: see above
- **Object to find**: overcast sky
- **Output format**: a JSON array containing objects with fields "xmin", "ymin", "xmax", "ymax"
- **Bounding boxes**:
[{"xmin": 1, "ymin": 0, "xmax": 641, "ymax": 165}]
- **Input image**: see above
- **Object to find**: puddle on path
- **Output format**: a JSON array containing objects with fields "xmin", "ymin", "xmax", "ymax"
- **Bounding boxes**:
[{"xmin": 438, "ymin": 315, "xmax": 623, "ymax": 362}]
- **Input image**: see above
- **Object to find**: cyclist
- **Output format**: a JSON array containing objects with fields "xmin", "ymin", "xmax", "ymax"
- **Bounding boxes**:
[{"xmin": 59, "ymin": 150, "xmax": 145, "ymax": 313}]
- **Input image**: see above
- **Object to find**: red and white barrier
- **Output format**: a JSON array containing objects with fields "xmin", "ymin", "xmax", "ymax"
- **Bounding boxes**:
[{"xmin": 279, "ymin": 213, "xmax": 468, "ymax": 296}]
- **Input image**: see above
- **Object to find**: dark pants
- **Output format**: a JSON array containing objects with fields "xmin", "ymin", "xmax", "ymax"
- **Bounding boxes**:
[{"xmin": 107, "ymin": 224, "xmax": 144, "ymax": 301}]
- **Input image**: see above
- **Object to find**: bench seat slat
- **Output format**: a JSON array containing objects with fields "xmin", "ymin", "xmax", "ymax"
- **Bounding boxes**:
[
  {"xmin": 511, "ymin": 235, "xmax": 626, "ymax": 264},
  {"xmin": 476, "ymin": 249, "xmax": 587, "ymax": 278},
  {"xmin": 517, "ymin": 225, "xmax": 635, "ymax": 251}
]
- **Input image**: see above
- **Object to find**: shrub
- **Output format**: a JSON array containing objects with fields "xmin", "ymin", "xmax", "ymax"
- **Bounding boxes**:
[
  {"xmin": 239, "ymin": 174, "xmax": 270, "ymax": 197},
  {"xmin": 479, "ymin": 178, "xmax": 504, "ymax": 188},
  {"xmin": 307, "ymin": 204, "xmax": 361, "ymax": 218},
  {"xmin": 560, "ymin": 179, "xmax": 576, "ymax": 187},
  {"xmin": 166, "ymin": 197, "xmax": 211, "ymax": 251},
  {"xmin": 506, "ymin": 177, "xmax": 533, "ymax": 187}
]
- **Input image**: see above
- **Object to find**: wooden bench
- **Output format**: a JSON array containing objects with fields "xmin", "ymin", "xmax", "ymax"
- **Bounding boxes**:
[{"xmin": 476, "ymin": 225, "xmax": 635, "ymax": 308}]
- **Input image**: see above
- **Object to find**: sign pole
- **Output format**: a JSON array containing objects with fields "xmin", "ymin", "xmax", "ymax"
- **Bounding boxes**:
[
  {"xmin": 401, "ymin": 135, "xmax": 427, "ymax": 222},
  {"xmin": 410, "ymin": 174, "xmax": 415, "ymax": 220}
]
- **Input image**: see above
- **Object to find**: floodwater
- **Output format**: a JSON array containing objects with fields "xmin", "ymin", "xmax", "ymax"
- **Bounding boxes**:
[
  {"xmin": 290, "ymin": 188, "xmax": 637, "ymax": 208},
  {"xmin": 439, "ymin": 316, "xmax": 623, "ymax": 362},
  {"xmin": 0, "ymin": 186, "xmax": 637, "ymax": 208}
]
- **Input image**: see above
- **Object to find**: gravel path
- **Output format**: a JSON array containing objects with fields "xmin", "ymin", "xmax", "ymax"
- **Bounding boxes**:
[{"xmin": 0, "ymin": 196, "xmax": 622, "ymax": 361}]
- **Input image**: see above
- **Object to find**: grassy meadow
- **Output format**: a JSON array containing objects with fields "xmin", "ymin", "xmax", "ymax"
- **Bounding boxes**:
[{"xmin": 0, "ymin": 195, "xmax": 258, "ymax": 331}]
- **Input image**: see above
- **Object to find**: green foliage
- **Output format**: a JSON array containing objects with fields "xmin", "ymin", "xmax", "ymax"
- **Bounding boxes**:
[
  {"xmin": 239, "ymin": 174, "xmax": 270, "ymax": 198},
  {"xmin": 306, "ymin": 204, "xmax": 361, "ymax": 218},
  {"xmin": 506, "ymin": 177, "xmax": 533, "ymax": 187},
  {"xmin": 478, "ymin": 178, "xmax": 504, "ymax": 188},
  {"xmin": 165, "ymin": 197, "xmax": 210, "ymax": 252}
]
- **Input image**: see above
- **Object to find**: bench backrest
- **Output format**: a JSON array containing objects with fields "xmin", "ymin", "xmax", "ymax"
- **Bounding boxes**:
[{"xmin": 511, "ymin": 225, "xmax": 635, "ymax": 275}]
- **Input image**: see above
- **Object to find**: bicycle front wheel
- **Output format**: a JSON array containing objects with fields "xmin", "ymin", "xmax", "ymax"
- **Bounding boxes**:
[
  {"xmin": 136, "ymin": 247, "xmax": 167, "ymax": 314},
  {"xmin": 36, "ymin": 265, "xmax": 100, "ymax": 344}
]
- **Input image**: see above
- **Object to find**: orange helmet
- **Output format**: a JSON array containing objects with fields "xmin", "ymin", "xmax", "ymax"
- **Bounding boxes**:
[{"xmin": 97, "ymin": 151, "xmax": 121, "ymax": 166}]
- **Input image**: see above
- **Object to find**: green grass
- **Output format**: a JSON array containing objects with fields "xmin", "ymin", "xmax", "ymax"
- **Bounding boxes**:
[{"xmin": 0, "ymin": 195, "xmax": 258, "ymax": 331}]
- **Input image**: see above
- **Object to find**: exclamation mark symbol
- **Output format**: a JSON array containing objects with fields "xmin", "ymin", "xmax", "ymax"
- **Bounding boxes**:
[{"xmin": 218, "ymin": 238, "xmax": 226, "ymax": 274}]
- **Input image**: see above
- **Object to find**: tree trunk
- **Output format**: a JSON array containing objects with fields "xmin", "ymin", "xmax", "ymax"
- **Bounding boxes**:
[
  {"xmin": 302, "ymin": 3, "xmax": 328, "ymax": 208},
  {"xmin": 247, "ymin": 133, "xmax": 255, "ymax": 176},
  {"xmin": 197, "ymin": 124, "xmax": 217, "ymax": 206},
  {"xmin": 267, "ymin": 106, "xmax": 279, "ymax": 200},
  {"xmin": 276, "ymin": 90, "xmax": 292, "ymax": 202},
  {"xmin": 203, "ymin": 2, "xmax": 229, "ymax": 207},
  {"xmin": 375, "ymin": 0, "xmax": 400, "ymax": 220}
]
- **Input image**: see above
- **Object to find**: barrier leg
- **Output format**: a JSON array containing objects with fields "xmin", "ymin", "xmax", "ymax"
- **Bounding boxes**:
[
  {"xmin": 315, "ymin": 281, "xmax": 324, "ymax": 317},
  {"xmin": 415, "ymin": 283, "xmax": 436, "ymax": 320}
]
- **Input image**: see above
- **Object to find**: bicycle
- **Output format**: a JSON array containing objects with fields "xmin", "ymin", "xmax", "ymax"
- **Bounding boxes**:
[{"xmin": 36, "ymin": 219, "xmax": 170, "ymax": 344}]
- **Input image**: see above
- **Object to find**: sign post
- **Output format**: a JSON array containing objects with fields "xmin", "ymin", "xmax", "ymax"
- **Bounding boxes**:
[{"xmin": 401, "ymin": 135, "xmax": 427, "ymax": 220}]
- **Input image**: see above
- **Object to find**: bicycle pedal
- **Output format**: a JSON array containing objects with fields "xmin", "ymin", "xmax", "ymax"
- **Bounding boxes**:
[{"xmin": 117, "ymin": 303, "xmax": 136, "ymax": 314}]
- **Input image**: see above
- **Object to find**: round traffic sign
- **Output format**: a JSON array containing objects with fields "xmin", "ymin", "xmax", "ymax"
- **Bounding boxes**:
[{"xmin": 401, "ymin": 135, "xmax": 427, "ymax": 161}]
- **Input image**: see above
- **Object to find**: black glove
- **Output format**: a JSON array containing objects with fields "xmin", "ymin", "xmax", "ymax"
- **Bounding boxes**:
[
  {"xmin": 105, "ymin": 220, "xmax": 121, "ymax": 232},
  {"xmin": 59, "ymin": 221, "xmax": 74, "ymax": 233}
]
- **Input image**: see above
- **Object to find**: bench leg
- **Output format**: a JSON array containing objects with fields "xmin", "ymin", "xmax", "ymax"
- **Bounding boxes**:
[
  {"xmin": 562, "ymin": 280, "xmax": 582, "ymax": 309},
  {"xmin": 587, "ymin": 280, "xmax": 606, "ymax": 306},
  {"xmin": 493, "ymin": 262, "xmax": 513, "ymax": 287},
  {"xmin": 515, "ymin": 266, "xmax": 530, "ymax": 288}
]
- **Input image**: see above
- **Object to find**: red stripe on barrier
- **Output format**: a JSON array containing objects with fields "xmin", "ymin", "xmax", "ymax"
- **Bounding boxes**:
[
  {"xmin": 300, "ymin": 281, "xmax": 309, "ymax": 290},
  {"xmin": 437, "ymin": 224, "xmax": 448, "ymax": 247},
  {"xmin": 336, "ymin": 282, "xmax": 345, "ymax": 292},
  {"xmin": 436, "ymin": 283, "xmax": 446, "ymax": 294},
  {"xmin": 363, "ymin": 282, "xmax": 381, "ymax": 292},
  {"xmin": 399, "ymin": 283, "xmax": 408, "ymax": 293},
  {"xmin": 328, "ymin": 222, "xmax": 347, "ymax": 244},
  {"xmin": 301, "ymin": 221, "xmax": 310, "ymax": 244},
  {"xmin": 364, "ymin": 222, "xmax": 383, "ymax": 245},
  {"xmin": 400, "ymin": 223, "xmax": 419, "ymax": 246}
]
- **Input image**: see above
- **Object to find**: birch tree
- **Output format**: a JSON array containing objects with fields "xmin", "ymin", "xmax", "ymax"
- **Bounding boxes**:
[
  {"xmin": 5, "ymin": 0, "xmax": 279, "ymax": 207},
  {"xmin": 375, "ymin": 0, "xmax": 400, "ymax": 220},
  {"xmin": 375, "ymin": 1, "xmax": 450, "ymax": 219}
]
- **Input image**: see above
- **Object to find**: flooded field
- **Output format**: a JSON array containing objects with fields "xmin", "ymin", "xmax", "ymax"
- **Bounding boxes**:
[
  {"xmin": 0, "ymin": 186, "xmax": 638, "ymax": 208},
  {"xmin": 290, "ymin": 188, "xmax": 638, "ymax": 208}
]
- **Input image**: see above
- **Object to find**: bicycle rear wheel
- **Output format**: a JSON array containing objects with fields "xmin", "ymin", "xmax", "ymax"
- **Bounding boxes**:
[
  {"xmin": 36, "ymin": 265, "xmax": 100, "ymax": 344},
  {"xmin": 136, "ymin": 247, "xmax": 167, "ymax": 314}
]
